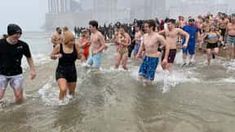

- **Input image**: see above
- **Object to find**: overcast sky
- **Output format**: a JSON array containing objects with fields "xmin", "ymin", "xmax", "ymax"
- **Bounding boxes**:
[
  {"xmin": 0, "ymin": 0, "xmax": 47, "ymax": 34},
  {"xmin": 0, "ymin": 0, "xmax": 232, "ymax": 35}
]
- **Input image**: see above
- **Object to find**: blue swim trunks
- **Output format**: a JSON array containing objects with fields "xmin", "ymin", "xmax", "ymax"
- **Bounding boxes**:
[
  {"xmin": 139, "ymin": 56, "xmax": 159, "ymax": 81},
  {"xmin": 86, "ymin": 53, "xmax": 102, "ymax": 68}
]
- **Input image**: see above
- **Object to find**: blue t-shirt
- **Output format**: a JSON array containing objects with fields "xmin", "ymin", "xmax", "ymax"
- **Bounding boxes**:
[{"xmin": 182, "ymin": 25, "xmax": 198, "ymax": 45}]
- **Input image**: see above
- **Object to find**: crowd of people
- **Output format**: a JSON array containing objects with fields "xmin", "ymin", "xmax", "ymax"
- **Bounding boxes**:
[{"xmin": 1, "ymin": 12, "xmax": 235, "ymax": 103}]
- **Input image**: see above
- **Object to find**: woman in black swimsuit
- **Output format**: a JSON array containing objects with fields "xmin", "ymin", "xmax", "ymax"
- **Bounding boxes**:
[{"xmin": 50, "ymin": 31, "xmax": 81, "ymax": 100}]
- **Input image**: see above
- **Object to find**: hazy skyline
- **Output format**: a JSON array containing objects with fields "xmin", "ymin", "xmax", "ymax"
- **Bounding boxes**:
[
  {"xmin": 0, "ymin": 0, "xmax": 47, "ymax": 34},
  {"xmin": 0, "ymin": 0, "xmax": 234, "ymax": 34}
]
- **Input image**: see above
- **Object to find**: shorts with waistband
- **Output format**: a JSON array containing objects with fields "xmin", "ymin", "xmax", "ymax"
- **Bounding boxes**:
[
  {"xmin": 0, "ymin": 74, "xmax": 23, "ymax": 90},
  {"xmin": 86, "ymin": 52, "xmax": 102, "ymax": 68},
  {"xmin": 161, "ymin": 49, "xmax": 177, "ymax": 63},
  {"xmin": 206, "ymin": 42, "xmax": 218, "ymax": 49},
  {"xmin": 139, "ymin": 56, "xmax": 159, "ymax": 81}
]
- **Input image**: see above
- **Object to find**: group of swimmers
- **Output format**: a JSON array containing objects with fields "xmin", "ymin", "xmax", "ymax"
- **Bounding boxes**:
[{"xmin": 1, "ymin": 12, "xmax": 235, "ymax": 103}]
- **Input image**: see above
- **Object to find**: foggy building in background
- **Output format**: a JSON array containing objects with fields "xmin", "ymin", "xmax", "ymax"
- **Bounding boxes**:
[
  {"xmin": 45, "ymin": 0, "xmax": 88, "ymax": 30},
  {"xmin": 93, "ymin": 0, "xmax": 118, "ymax": 24},
  {"xmin": 48, "ymin": 0, "xmax": 72, "ymax": 14},
  {"xmin": 44, "ymin": 0, "xmax": 168, "ymax": 30},
  {"xmin": 168, "ymin": 0, "xmax": 228, "ymax": 18}
]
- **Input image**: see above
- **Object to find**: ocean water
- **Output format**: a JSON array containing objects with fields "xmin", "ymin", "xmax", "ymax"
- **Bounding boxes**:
[{"xmin": 0, "ymin": 32, "xmax": 235, "ymax": 132}]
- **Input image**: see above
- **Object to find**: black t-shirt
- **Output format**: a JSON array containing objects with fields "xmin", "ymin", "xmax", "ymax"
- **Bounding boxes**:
[{"xmin": 0, "ymin": 39, "xmax": 32, "ymax": 76}]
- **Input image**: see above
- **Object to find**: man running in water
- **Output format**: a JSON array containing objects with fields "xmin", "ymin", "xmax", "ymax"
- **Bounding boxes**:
[
  {"xmin": 159, "ymin": 19, "xmax": 189, "ymax": 72},
  {"xmin": 86, "ymin": 20, "xmax": 106, "ymax": 69},
  {"xmin": 182, "ymin": 18, "xmax": 200, "ymax": 66},
  {"xmin": 137, "ymin": 20, "xmax": 169, "ymax": 86}
]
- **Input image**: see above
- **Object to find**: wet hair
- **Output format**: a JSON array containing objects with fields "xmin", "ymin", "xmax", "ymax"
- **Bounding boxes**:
[
  {"xmin": 55, "ymin": 27, "xmax": 60, "ymax": 31},
  {"xmin": 56, "ymin": 27, "xmax": 62, "ymax": 35},
  {"xmin": 63, "ymin": 26, "xmax": 69, "ymax": 32},
  {"xmin": 115, "ymin": 22, "xmax": 121, "ymax": 28},
  {"xmin": 164, "ymin": 17, "xmax": 169, "ymax": 23},
  {"xmin": 145, "ymin": 19, "xmax": 156, "ymax": 31},
  {"xmin": 89, "ymin": 20, "xmax": 98, "ymax": 29},
  {"xmin": 55, "ymin": 27, "xmax": 62, "ymax": 32},
  {"xmin": 167, "ymin": 19, "xmax": 176, "ymax": 24},
  {"xmin": 119, "ymin": 24, "xmax": 128, "ymax": 32},
  {"xmin": 188, "ymin": 18, "xmax": 195, "ymax": 22},
  {"xmin": 136, "ymin": 20, "xmax": 143, "ymax": 28}
]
